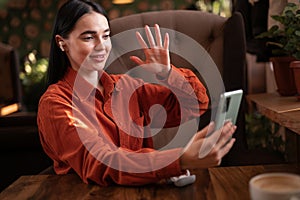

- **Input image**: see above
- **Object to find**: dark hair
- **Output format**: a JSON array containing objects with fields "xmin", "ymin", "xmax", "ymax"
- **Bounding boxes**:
[{"xmin": 47, "ymin": 0, "xmax": 109, "ymax": 86}]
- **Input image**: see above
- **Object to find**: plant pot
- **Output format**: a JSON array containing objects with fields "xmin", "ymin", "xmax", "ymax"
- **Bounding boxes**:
[
  {"xmin": 270, "ymin": 56, "xmax": 297, "ymax": 96},
  {"xmin": 290, "ymin": 61, "xmax": 300, "ymax": 101},
  {"xmin": 22, "ymin": 82, "xmax": 46, "ymax": 112}
]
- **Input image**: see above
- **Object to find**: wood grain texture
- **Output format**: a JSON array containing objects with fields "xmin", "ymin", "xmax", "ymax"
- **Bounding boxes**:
[
  {"xmin": 1, "ymin": 165, "xmax": 299, "ymax": 200},
  {"xmin": 247, "ymin": 93, "xmax": 300, "ymax": 135},
  {"xmin": 209, "ymin": 166, "xmax": 264, "ymax": 200}
]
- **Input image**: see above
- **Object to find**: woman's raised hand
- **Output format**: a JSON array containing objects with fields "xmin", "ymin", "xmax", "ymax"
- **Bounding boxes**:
[{"xmin": 130, "ymin": 24, "xmax": 171, "ymax": 78}]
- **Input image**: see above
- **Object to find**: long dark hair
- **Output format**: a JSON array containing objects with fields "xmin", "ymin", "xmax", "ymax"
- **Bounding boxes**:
[{"xmin": 47, "ymin": 0, "xmax": 109, "ymax": 86}]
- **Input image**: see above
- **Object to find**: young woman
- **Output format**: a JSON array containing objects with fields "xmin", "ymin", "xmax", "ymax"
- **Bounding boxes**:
[{"xmin": 37, "ymin": 0, "xmax": 236, "ymax": 186}]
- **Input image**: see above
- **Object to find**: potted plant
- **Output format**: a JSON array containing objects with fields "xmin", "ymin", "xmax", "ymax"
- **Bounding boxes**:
[
  {"xmin": 19, "ymin": 50, "xmax": 48, "ymax": 111},
  {"xmin": 290, "ymin": 60, "xmax": 300, "ymax": 100},
  {"xmin": 257, "ymin": 2, "xmax": 300, "ymax": 96}
]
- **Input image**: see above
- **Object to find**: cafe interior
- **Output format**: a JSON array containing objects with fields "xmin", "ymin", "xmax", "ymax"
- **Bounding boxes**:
[{"xmin": 0, "ymin": 0, "xmax": 300, "ymax": 199}]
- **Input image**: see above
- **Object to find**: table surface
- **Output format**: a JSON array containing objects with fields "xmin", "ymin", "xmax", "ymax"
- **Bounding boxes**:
[
  {"xmin": 247, "ymin": 93, "xmax": 300, "ymax": 135},
  {"xmin": 1, "ymin": 164, "xmax": 299, "ymax": 200}
]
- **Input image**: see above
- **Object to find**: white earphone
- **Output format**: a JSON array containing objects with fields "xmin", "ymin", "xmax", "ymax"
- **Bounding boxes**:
[{"xmin": 59, "ymin": 41, "xmax": 64, "ymax": 51}]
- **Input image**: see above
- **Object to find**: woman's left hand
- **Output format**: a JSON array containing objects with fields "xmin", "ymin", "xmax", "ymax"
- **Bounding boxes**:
[{"xmin": 130, "ymin": 24, "xmax": 171, "ymax": 78}]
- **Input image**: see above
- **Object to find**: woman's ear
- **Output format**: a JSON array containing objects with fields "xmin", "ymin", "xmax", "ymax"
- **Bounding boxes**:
[
  {"xmin": 55, "ymin": 35, "xmax": 66, "ymax": 52},
  {"xmin": 58, "ymin": 41, "xmax": 65, "ymax": 51}
]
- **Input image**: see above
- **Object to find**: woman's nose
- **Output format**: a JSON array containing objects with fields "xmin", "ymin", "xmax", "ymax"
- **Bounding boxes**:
[{"xmin": 95, "ymin": 38, "xmax": 105, "ymax": 50}]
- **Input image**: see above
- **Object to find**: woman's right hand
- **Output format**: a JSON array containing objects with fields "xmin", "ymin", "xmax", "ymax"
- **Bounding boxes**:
[
  {"xmin": 130, "ymin": 24, "xmax": 171, "ymax": 79},
  {"xmin": 179, "ymin": 121, "xmax": 236, "ymax": 170}
]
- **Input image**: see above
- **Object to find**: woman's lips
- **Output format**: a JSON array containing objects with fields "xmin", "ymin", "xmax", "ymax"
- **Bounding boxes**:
[{"xmin": 90, "ymin": 54, "xmax": 106, "ymax": 62}]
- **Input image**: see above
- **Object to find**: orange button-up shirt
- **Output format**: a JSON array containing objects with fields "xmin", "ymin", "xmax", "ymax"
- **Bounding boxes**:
[{"xmin": 37, "ymin": 66, "xmax": 209, "ymax": 186}]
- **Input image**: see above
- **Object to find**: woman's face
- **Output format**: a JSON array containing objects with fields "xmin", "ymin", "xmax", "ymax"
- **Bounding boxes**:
[{"xmin": 61, "ymin": 11, "xmax": 111, "ymax": 72}]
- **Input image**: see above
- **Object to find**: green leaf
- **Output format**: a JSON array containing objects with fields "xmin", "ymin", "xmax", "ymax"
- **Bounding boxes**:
[
  {"xmin": 257, "ymin": 2, "xmax": 300, "ymax": 58},
  {"xmin": 293, "ymin": 51, "xmax": 300, "ymax": 60},
  {"xmin": 272, "ymin": 15, "xmax": 285, "ymax": 24},
  {"xmin": 285, "ymin": 10, "xmax": 295, "ymax": 18},
  {"xmin": 267, "ymin": 41, "xmax": 283, "ymax": 48},
  {"xmin": 286, "ymin": 27, "xmax": 294, "ymax": 35}
]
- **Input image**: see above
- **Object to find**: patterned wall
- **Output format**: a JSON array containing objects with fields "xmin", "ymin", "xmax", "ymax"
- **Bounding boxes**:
[{"xmin": 0, "ymin": 0, "xmax": 194, "ymax": 63}]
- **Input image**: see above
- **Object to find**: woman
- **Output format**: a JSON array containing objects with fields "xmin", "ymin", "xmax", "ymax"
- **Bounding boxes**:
[{"xmin": 37, "ymin": 0, "xmax": 236, "ymax": 186}]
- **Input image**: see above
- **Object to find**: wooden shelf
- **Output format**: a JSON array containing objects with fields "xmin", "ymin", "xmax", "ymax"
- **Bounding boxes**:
[{"xmin": 247, "ymin": 93, "xmax": 300, "ymax": 135}]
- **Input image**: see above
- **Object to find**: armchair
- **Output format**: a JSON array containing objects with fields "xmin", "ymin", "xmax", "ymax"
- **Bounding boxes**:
[
  {"xmin": 0, "ymin": 42, "xmax": 22, "ymax": 107},
  {"xmin": 108, "ymin": 10, "xmax": 249, "ymax": 166}
]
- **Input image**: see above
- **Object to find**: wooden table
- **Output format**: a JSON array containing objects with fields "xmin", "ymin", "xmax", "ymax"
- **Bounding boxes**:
[
  {"xmin": 247, "ymin": 93, "xmax": 300, "ymax": 163},
  {"xmin": 247, "ymin": 93, "xmax": 300, "ymax": 135},
  {"xmin": 0, "ymin": 164, "xmax": 299, "ymax": 200}
]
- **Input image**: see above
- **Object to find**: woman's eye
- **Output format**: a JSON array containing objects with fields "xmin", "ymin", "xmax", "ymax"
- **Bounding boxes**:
[
  {"xmin": 103, "ymin": 35, "xmax": 110, "ymax": 40},
  {"xmin": 83, "ymin": 36, "xmax": 94, "ymax": 41}
]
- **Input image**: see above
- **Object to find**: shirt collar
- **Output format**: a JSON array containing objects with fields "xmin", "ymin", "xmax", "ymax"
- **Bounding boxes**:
[{"xmin": 63, "ymin": 67, "xmax": 116, "ymax": 101}]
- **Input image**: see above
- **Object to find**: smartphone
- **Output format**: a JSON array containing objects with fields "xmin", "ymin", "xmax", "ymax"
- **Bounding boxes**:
[{"xmin": 214, "ymin": 89, "xmax": 243, "ymax": 131}]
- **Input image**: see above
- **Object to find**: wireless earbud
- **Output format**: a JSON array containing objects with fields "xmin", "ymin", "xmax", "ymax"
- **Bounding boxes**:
[
  {"xmin": 59, "ymin": 41, "xmax": 65, "ymax": 51},
  {"xmin": 168, "ymin": 170, "xmax": 196, "ymax": 187}
]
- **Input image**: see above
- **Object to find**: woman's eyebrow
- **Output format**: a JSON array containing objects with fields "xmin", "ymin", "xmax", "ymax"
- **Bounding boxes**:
[
  {"xmin": 80, "ymin": 29, "xmax": 110, "ymax": 36},
  {"xmin": 80, "ymin": 30, "xmax": 97, "ymax": 36},
  {"xmin": 104, "ymin": 28, "xmax": 110, "ymax": 34}
]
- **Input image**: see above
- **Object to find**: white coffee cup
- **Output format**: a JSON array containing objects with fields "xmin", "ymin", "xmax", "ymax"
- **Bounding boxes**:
[{"xmin": 249, "ymin": 173, "xmax": 300, "ymax": 200}]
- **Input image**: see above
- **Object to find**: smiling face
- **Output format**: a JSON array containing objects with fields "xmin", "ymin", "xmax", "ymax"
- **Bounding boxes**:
[{"xmin": 57, "ymin": 11, "xmax": 111, "ymax": 72}]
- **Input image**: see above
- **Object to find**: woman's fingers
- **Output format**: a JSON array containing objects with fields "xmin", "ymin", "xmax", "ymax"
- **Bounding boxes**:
[
  {"xmin": 136, "ymin": 24, "xmax": 167, "ymax": 49},
  {"xmin": 183, "ymin": 122, "xmax": 213, "ymax": 155},
  {"xmin": 198, "ymin": 121, "xmax": 236, "ymax": 159},
  {"xmin": 129, "ymin": 56, "xmax": 144, "ymax": 65},
  {"xmin": 133, "ymin": 24, "xmax": 171, "ymax": 76},
  {"xmin": 135, "ymin": 31, "xmax": 148, "ymax": 49},
  {"xmin": 194, "ymin": 122, "xmax": 215, "ymax": 140},
  {"xmin": 218, "ymin": 137, "xmax": 236, "ymax": 159},
  {"xmin": 145, "ymin": 25, "xmax": 156, "ymax": 48},
  {"xmin": 181, "ymin": 121, "xmax": 237, "ymax": 169},
  {"xmin": 215, "ymin": 122, "xmax": 236, "ymax": 149},
  {"xmin": 163, "ymin": 32, "xmax": 169, "ymax": 50},
  {"xmin": 154, "ymin": 24, "xmax": 163, "ymax": 48}
]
